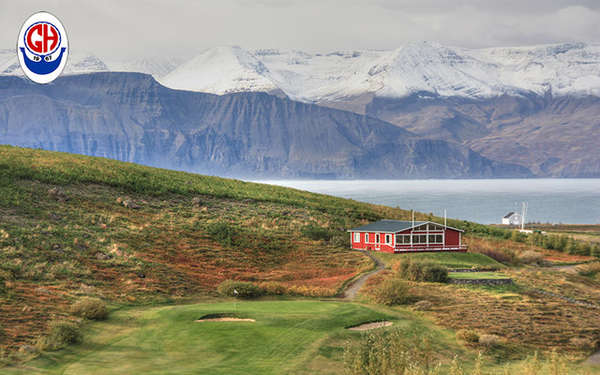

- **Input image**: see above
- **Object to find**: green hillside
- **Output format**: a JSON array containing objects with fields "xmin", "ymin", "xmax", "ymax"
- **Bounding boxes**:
[{"xmin": 1, "ymin": 146, "xmax": 599, "ymax": 374}]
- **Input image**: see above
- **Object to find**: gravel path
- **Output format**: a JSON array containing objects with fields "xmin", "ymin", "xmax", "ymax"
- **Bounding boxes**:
[{"xmin": 343, "ymin": 251, "xmax": 385, "ymax": 300}]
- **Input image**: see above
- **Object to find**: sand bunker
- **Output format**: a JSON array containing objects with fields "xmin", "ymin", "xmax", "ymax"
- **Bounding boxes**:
[
  {"xmin": 347, "ymin": 321, "xmax": 392, "ymax": 331},
  {"xmin": 196, "ymin": 317, "xmax": 255, "ymax": 322}
]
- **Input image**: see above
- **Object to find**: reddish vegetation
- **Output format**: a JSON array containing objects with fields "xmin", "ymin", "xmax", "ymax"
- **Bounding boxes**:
[
  {"xmin": 0, "ymin": 283, "xmax": 72, "ymax": 350},
  {"xmin": 466, "ymin": 236, "xmax": 595, "ymax": 264}
]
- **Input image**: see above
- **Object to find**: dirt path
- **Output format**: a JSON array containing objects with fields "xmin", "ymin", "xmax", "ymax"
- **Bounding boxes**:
[{"xmin": 343, "ymin": 251, "xmax": 385, "ymax": 300}]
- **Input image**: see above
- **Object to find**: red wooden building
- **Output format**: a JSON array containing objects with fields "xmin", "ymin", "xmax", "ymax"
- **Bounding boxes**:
[{"xmin": 348, "ymin": 220, "xmax": 466, "ymax": 253}]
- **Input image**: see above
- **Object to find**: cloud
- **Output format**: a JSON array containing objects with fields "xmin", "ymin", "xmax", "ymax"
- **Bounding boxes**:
[{"xmin": 1, "ymin": 0, "xmax": 599, "ymax": 60}]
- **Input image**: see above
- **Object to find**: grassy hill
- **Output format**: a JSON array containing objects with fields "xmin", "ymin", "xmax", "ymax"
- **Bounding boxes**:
[
  {"xmin": 1, "ymin": 146, "xmax": 600, "ymax": 374},
  {"xmin": 0, "ymin": 145, "xmax": 406, "ymax": 348}
]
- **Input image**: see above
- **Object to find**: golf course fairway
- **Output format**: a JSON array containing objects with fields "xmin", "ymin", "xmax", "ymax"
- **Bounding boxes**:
[{"xmin": 4, "ymin": 300, "xmax": 407, "ymax": 375}]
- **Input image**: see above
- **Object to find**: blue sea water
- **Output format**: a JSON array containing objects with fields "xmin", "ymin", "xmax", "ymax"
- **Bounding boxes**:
[{"xmin": 257, "ymin": 179, "xmax": 600, "ymax": 224}]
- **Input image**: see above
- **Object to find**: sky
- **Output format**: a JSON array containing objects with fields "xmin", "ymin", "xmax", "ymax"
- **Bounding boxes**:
[{"xmin": 2, "ymin": 0, "xmax": 600, "ymax": 59}]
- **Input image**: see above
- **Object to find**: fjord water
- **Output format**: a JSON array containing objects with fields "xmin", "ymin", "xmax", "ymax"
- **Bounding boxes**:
[{"xmin": 259, "ymin": 179, "xmax": 600, "ymax": 224}]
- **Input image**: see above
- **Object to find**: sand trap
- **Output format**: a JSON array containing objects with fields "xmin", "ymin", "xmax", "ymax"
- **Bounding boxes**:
[
  {"xmin": 347, "ymin": 321, "xmax": 392, "ymax": 331},
  {"xmin": 196, "ymin": 317, "xmax": 255, "ymax": 322}
]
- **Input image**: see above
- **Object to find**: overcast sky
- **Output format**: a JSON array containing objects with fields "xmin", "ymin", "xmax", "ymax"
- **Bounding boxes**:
[{"xmin": 2, "ymin": 0, "xmax": 600, "ymax": 59}]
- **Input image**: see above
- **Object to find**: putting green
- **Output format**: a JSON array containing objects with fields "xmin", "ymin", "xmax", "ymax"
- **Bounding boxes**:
[{"xmin": 6, "ymin": 300, "xmax": 398, "ymax": 375}]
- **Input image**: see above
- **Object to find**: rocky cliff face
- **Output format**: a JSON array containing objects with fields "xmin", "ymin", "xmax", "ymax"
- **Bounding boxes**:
[
  {"xmin": 364, "ymin": 94, "xmax": 600, "ymax": 177},
  {"xmin": 0, "ymin": 73, "xmax": 530, "ymax": 178}
]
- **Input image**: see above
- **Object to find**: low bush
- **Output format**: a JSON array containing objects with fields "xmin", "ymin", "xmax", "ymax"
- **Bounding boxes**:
[
  {"xmin": 206, "ymin": 222, "xmax": 238, "ymax": 247},
  {"xmin": 344, "ymin": 329, "xmax": 439, "ymax": 375},
  {"xmin": 478, "ymin": 334, "xmax": 503, "ymax": 347},
  {"xmin": 569, "ymin": 337, "xmax": 595, "ymax": 352},
  {"xmin": 71, "ymin": 297, "xmax": 108, "ymax": 320},
  {"xmin": 578, "ymin": 262, "xmax": 600, "ymax": 277},
  {"xmin": 301, "ymin": 225, "xmax": 332, "ymax": 241},
  {"xmin": 394, "ymin": 259, "xmax": 448, "ymax": 283},
  {"xmin": 412, "ymin": 300, "xmax": 433, "ymax": 311},
  {"xmin": 37, "ymin": 321, "xmax": 81, "ymax": 351},
  {"xmin": 518, "ymin": 251, "xmax": 544, "ymax": 265},
  {"xmin": 456, "ymin": 329, "xmax": 479, "ymax": 344},
  {"xmin": 217, "ymin": 280, "xmax": 264, "ymax": 298},
  {"xmin": 370, "ymin": 278, "xmax": 411, "ymax": 306},
  {"xmin": 287, "ymin": 285, "xmax": 336, "ymax": 297},
  {"xmin": 257, "ymin": 281, "xmax": 287, "ymax": 295}
]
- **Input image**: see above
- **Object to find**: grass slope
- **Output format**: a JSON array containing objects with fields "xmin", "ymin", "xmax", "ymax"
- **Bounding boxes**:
[
  {"xmin": 3, "ymin": 300, "xmax": 400, "ymax": 375},
  {"xmin": 373, "ymin": 251, "xmax": 505, "ymax": 269},
  {"xmin": 448, "ymin": 271, "xmax": 510, "ymax": 280}
]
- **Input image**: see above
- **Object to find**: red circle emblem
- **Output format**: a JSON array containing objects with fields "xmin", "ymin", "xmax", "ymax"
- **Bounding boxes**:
[{"xmin": 25, "ymin": 22, "xmax": 61, "ymax": 55}]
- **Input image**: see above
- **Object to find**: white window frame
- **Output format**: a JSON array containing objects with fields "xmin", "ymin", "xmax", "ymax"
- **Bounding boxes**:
[
  {"xmin": 353, "ymin": 232, "xmax": 360, "ymax": 242},
  {"xmin": 385, "ymin": 234, "xmax": 391, "ymax": 244},
  {"xmin": 376, "ymin": 234, "xmax": 380, "ymax": 244},
  {"xmin": 396, "ymin": 234, "xmax": 411, "ymax": 245},
  {"xmin": 365, "ymin": 233, "xmax": 370, "ymax": 243},
  {"xmin": 428, "ymin": 233, "xmax": 444, "ymax": 244}
]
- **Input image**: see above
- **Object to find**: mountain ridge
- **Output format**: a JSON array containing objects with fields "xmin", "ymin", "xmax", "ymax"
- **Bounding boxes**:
[{"xmin": 0, "ymin": 72, "xmax": 530, "ymax": 179}]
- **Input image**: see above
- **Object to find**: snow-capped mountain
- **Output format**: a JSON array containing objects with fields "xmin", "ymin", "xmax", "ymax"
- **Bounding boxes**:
[
  {"xmin": 159, "ymin": 46, "xmax": 280, "ymax": 94},
  {"xmin": 0, "ymin": 50, "xmax": 181, "ymax": 78},
  {"xmin": 160, "ymin": 42, "xmax": 600, "ymax": 101},
  {"xmin": 5, "ymin": 42, "xmax": 600, "ymax": 100},
  {"xmin": 0, "ymin": 50, "xmax": 109, "ymax": 75}
]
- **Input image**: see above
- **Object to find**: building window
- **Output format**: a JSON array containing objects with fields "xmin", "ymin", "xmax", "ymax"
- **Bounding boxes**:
[
  {"xmin": 395, "ymin": 234, "xmax": 412, "ymax": 244},
  {"xmin": 365, "ymin": 233, "xmax": 370, "ymax": 243},
  {"xmin": 385, "ymin": 234, "xmax": 391, "ymax": 244},
  {"xmin": 376, "ymin": 234, "xmax": 380, "ymax": 243},
  {"xmin": 428, "ymin": 234, "xmax": 443, "ymax": 244},
  {"xmin": 413, "ymin": 234, "xmax": 427, "ymax": 244},
  {"xmin": 353, "ymin": 232, "xmax": 360, "ymax": 242}
]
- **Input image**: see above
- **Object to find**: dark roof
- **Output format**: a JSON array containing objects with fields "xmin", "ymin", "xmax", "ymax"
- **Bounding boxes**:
[
  {"xmin": 348, "ymin": 220, "xmax": 465, "ymax": 233},
  {"xmin": 349, "ymin": 220, "xmax": 426, "ymax": 233},
  {"xmin": 504, "ymin": 212, "xmax": 516, "ymax": 218}
]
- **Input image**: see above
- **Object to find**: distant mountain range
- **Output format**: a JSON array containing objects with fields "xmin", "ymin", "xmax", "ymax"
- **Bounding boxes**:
[
  {"xmin": 1, "ymin": 42, "xmax": 600, "ymax": 177},
  {"xmin": 0, "ymin": 73, "xmax": 529, "ymax": 178}
]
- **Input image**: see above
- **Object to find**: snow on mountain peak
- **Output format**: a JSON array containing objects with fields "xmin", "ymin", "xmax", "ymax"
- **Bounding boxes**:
[
  {"xmin": 159, "ymin": 46, "xmax": 278, "ymax": 94},
  {"xmin": 3, "ymin": 42, "xmax": 600, "ymax": 100},
  {"xmin": 160, "ymin": 42, "xmax": 600, "ymax": 101}
]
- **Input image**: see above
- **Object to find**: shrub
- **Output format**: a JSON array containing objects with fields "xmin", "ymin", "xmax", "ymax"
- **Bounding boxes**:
[
  {"xmin": 258, "ymin": 281, "xmax": 287, "ymax": 295},
  {"xmin": 518, "ymin": 251, "xmax": 544, "ymax": 265},
  {"xmin": 71, "ymin": 297, "xmax": 108, "ymax": 320},
  {"xmin": 0, "ymin": 278, "xmax": 5, "ymax": 295},
  {"xmin": 206, "ymin": 222, "xmax": 238, "ymax": 247},
  {"xmin": 456, "ymin": 329, "xmax": 479, "ymax": 344},
  {"xmin": 217, "ymin": 280, "xmax": 264, "ymax": 298},
  {"xmin": 478, "ymin": 334, "xmax": 503, "ymax": 347},
  {"xmin": 301, "ymin": 225, "xmax": 332, "ymax": 241},
  {"xmin": 476, "ymin": 247, "xmax": 516, "ymax": 265},
  {"xmin": 569, "ymin": 337, "xmax": 595, "ymax": 352},
  {"xmin": 370, "ymin": 278, "xmax": 410, "ymax": 306},
  {"xmin": 412, "ymin": 300, "xmax": 433, "ymax": 311},
  {"xmin": 344, "ymin": 329, "xmax": 440, "ymax": 375},
  {"xmin": 511, "ymin": 231, "xmax": 527, "ymax": 243},
  {"xmin": 287, "ymin": 285, "xmax": 336, "ymax": 297},
  {"xmin": 38, "ymin": 321, "xmax": 81, "ymax": 351},
  {"xmin": 394, "ymin": 259, "xmax": 448, "ymax": 283},
  {"xmin": 578, "ymin": 262, "xmax": 600, "ymax": 277},
  {"xmin": 591, "ymin": 244, "xmax": 600, "ymax": 258}
]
